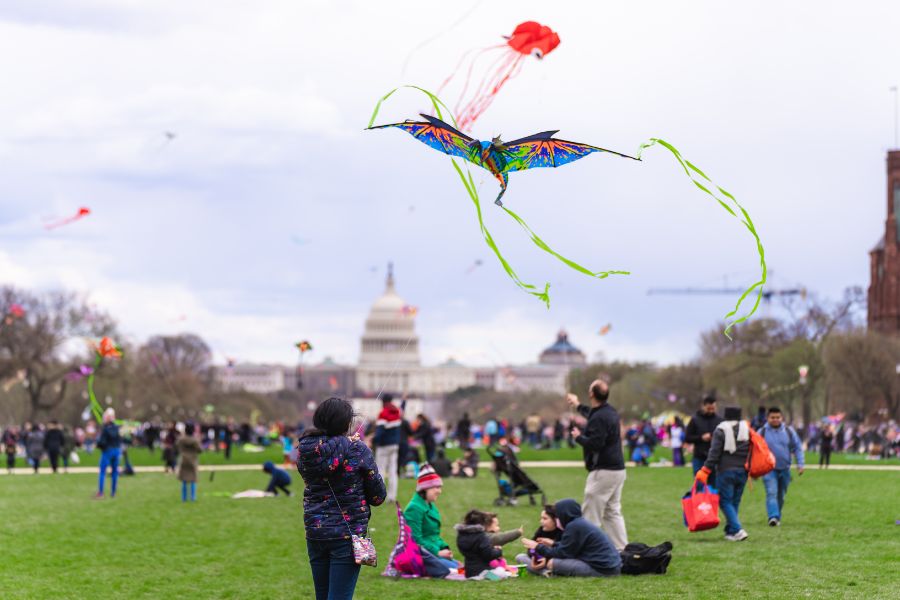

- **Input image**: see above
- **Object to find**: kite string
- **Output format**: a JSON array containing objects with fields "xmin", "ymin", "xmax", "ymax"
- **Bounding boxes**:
[{"xmin": 636, "ymin": 138, "xmax": 766, "ymax": 339}]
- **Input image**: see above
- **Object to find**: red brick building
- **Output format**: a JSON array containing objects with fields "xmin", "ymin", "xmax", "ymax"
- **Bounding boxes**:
[{"xmin": 868, "ymin": 150, "xmax": 900, "ymax": 334}]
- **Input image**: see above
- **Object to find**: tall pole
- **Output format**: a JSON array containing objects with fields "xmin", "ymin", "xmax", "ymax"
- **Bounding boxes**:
[{"xmin": 892, "ymin": 86, "xmax": 899, "ymax": 149}]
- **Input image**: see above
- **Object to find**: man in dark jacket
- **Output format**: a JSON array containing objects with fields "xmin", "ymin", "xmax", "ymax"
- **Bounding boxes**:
[
  {"xmin": 696, "ymin": 406, "xmax": 750, "ymax": 541},
  {"xmin": 43, "ymin": 420, "xmax": 65, "ymax": 474},
  {"xmin": 521, "ymin": 498, "xmax": 621, "ymax": 577},
  {"xmin": 685, "ymin": 394, "xmax": 723, "ymax": 486},
  {"xmin": 456, "ymin": 413, "xmax": 471, "ymax": 449},
  {"xmin": 567, "ymin": 379, "xmax": 628, "ymax": 551}
]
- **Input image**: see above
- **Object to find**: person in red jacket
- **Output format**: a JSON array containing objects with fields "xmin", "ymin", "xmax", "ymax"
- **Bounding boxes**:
[{"xmin": 373, "ymin": 394, "xmax": 402, "ymax": 503}]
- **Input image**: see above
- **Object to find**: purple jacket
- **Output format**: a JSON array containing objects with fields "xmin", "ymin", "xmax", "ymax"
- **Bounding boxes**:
[{"xmin": 297, "ymin": 434, "xmax": 386, "ymax": 541}]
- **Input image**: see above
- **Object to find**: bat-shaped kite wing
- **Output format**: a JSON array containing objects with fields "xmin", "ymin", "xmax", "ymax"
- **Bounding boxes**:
[
  {"xmin": 367, "ymin": 113, "xmax": 482, "ymax": 167},
  {"xmin": 500, "ymin": 131, "xmax": 638, "ymax": 173}
]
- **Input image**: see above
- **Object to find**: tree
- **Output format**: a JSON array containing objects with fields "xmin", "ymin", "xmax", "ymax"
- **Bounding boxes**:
[
  {"xmin": 823, "ymin": 330, "xmax": 900, "ymax": 420},
  {"xmin": 0, "ymin": 286, "xmax": 116, "ymax": 420}
]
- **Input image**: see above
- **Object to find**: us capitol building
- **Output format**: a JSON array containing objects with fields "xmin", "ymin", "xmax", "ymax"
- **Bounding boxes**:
[{"xmin": 216, "ymin": 265, "xmax": 586, "ymax": 417}]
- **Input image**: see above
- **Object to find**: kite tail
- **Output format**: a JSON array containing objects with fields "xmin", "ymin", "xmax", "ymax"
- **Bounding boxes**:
[
  {"xmin": 636, "ymin": 138, "xmax": 766, "ymax": 339},
  {"xmin": 369, "ymin": 85, "xmax": 629, "ymax": 307},
  {"xmin": 87, "ymin": 355, "xmax": 103, "ymax": 423}
]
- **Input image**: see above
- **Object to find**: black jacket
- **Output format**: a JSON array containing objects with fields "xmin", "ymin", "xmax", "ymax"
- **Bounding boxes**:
[
  {"xmin": 43, "ymin": 429, "xmax": 64, "ymax": 452},
  {"xmin": 684, "ymin": 410, "xmax": 723, "ymax": 460},
  {"xmin": 96, "ymin": 423, "xmax": 121, "ymax": 452},
  {"xmin": 532, "ymin": 525, "xmax": 563, "ymax": 544},
  {"xmin": 455, "ymin": 523, "xmax": 502, "ymax": 577},
  {"xmin": 576, "ymin": 403, "xmax": 624, "ymax": 471},
  {"xmin": 536, "ymin": 499, "xmax": 621, "ymax": 573},
  {"xmin": 703, "ymin": 422, "xmax": 750, "ymax": 473}
]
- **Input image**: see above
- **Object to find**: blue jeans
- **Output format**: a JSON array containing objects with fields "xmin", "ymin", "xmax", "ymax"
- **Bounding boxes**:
[
  {"xmin": 419, "ymin": 548, "xmax": 459, "ymax": 578},
  {"xmin": 98, "ymin": 448, "xmax": 121, "ymax": 496},
  {"xmin": 717, "ymin": 469, "xmax": 748, "ymax": 535},
  {"xmin": 307, "ymin": 538, "xmax": 360, "ymax": 600},
  {"xmin": 763, "ymin": 468, "xmax": 791, "ymax": 520},
  {"xmin": 692, "ymin": 457, "xmax": 717, "ymax": 488}
]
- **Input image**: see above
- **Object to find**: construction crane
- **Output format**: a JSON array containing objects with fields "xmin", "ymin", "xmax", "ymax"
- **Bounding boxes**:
[{"xmin": 647, "ymin": 287, "xmax": 807, "ymax": 301}]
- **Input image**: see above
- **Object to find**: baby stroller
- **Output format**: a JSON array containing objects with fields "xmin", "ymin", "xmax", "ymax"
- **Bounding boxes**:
[{"xmin": 487, "ymin": 442, "xmax": 546, "ymax": 506}]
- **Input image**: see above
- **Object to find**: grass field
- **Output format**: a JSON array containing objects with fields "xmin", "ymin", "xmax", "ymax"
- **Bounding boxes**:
[
  {"xmin": 20, "ymin": 442, "xmax": 898, "ymax": 469},
  {"xmin": 2, "ymin": 465, "xmax": 898, "ymax": 599}
]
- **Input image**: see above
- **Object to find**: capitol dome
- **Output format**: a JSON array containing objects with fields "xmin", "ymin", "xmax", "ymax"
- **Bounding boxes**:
[
  {"xmin": 539, "ymin": 329, "xmax": 586, "ymax": 366},
  {"xmin": 359, "ymin": 263, "xmax": 420, "ymax": 367}
]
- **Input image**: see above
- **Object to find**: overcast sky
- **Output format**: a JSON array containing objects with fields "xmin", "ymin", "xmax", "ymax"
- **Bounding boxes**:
[{"xmin": 0, "ymin": 1, "xmax": 897, "ymax": 368}]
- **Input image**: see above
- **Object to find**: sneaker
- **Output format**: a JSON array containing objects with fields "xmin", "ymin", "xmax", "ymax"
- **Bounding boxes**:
[
  {"xmin": 93, "ymin": 492, "xmax": 104, "ymax": 500},
  {"xmin": 724, "ymin": 529, "xmax": 749, "ymax": 541},
  {"xmin": 768, "ymin": 517, "xmax": 780, "ymax": 527}
]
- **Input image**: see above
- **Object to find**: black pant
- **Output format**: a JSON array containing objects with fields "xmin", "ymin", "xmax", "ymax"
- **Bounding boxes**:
[
  {"xmin": 224, "ymin": 442, "xmax": 232, "ymax": 460},
  {"xmin": 819, "ymin": 448, "xmax": 831, "ymax": 467},
  {"xmin": 6, "ymin": 454, "xmax": 14, "ymax": 470},
  {"xmin": 48, "ymin": 449, "xmax": 61, "ymax": 473}
]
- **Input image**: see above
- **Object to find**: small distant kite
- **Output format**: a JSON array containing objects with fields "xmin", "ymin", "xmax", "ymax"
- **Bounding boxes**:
[
  {"xmin": 295, "ymin": 340, "xmax": 313, "ymax": 390},
  {"xmin": 400, "ymin": 305, "xmax": 419, "ymax": 317},
  {"xmin": 2, "ymin": 303, "xmax": 25, "ymax": 326},
  {"xmin": 438, "ymin": 21, "xmax": 561, "ymax": 131},
  {"xmin": 296, "ymin": 340, "xmax": 313, "ymax": 353},
  {"xmin": 65, "ymin": 364, "xmax": 94, "ymax": 382},
  {"xmin": 44, "ymin": 207, "xmax": 91, "ymax": 231},
  {"xmin": 291, "ymin": 235, "xmax": 310, "ymax": 246},
  {"xmin": 598, "ymin": 324, "xmax": 612, "ymax": 336},
  {"xmin": 465, "ymin": 259, "xmax": 483, "ymax": 274}
]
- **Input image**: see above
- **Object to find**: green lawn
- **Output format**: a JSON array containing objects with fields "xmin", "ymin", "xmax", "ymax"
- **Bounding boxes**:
[{"xmin": 1, "ymin": 466, "xmax": 898, "ymax": 598}]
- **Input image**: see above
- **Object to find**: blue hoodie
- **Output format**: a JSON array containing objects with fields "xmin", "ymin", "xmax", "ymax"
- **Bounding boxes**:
[
  {"xmin": 263, "ymin": 461, "xmax": 291, "ymax": 487},
  {"xmin": 759, "ymin": 423, "xmax": 804, "ymax": 470},
  {"xmin": 536, "ymin": 499, "xmax": 621, "ymax": 574}
]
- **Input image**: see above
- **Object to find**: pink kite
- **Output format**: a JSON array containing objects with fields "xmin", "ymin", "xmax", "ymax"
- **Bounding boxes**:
[{"xmin": 45, "ymin": 207, "xmax": 91, "ymax": 230}]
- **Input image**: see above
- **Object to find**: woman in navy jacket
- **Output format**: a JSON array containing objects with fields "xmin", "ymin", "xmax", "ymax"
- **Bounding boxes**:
[{"xmin": 297, "ymin": 397, "xmax": 386, "ymax": 600}]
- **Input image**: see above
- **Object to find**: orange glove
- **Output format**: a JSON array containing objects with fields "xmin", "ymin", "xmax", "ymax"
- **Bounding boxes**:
[{"xmin": 695, "ymin": 467, "xmax": 711, "ymax": 485}]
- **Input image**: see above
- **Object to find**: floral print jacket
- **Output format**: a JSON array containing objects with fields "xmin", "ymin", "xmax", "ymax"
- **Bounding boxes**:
[{"xmin": 297, "ymin": 434, "xmax": 386, "ymax": 541}]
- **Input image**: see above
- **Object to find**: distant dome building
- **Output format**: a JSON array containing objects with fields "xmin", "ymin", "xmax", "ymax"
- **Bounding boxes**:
[
  {"xmin": 359, "ymin": 262, "xmax": 420, "ymax": 367},
  {"xmin": 539, "ymin": 329, "xmax": 587, "ymax": 366}
]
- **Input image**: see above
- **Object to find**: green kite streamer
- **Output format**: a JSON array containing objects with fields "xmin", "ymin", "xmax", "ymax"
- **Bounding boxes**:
[
  {"xmin": 368, "ymin": 85, "xmax": 628, "ymax": 307},
  {"xmin": 367, "ymin": 87, "xmax": 766, "ymax": 336},
  {"xmin": 635, "ymin": 139, "xmax": 766, "ymax": 338}
]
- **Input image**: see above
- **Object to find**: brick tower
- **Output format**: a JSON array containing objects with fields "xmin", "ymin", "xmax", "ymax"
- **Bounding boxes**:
[{"xmin": 868, "ymin": 150, "xmax": 900, "ymax": 334}]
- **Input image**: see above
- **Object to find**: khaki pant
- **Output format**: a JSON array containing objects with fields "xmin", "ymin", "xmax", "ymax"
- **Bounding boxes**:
[
  {"xmin": 375, "ymin": 444, "xmax": 399, "ymax": 502},
  {"xmin": 582, "ymin": 469, "xmax": 628, "ymax": 551}
]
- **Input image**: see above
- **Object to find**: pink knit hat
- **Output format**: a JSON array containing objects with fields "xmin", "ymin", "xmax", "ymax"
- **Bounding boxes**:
[{"xmin": 416, "ymin": 463, "xmax": 443, "ymax": 492}]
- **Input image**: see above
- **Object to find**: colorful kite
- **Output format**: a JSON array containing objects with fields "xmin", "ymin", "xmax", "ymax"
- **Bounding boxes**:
[
  {"xmin": 44, "ymin": 207, "xmax": 91, "ymax": 231},
  {"xmin": 296, "ymin": 340, "xmax": 313, "ymax": 353},
  {"xmin": 598, "ymin": 324, "xmax": 612, "ymax": 336},
  {"xmin": 370, "ymin": 113, "xmax": 634, "ymax": 206},
  {"xmin": 2, "ymin": 303, "xmax": 25, "ymax": 326},
  {"xmin": 367, "ymin": 86, "xmax": 767, "ymax": 338},
  {"xmin": 438, "ymin": 20, "xmax": 560, "ymax": 131},
  {"xmin": 295, "ymin": 340, "xmax": 313, "ymax": 390},
  {"xmin": 465, "ymin": 259, "xmax": 483, "ymax": 274},
  {"xmin": 399, "ymin": 305, "xmax": 419, "ymax": 317},
  {"xmin": 86, "ymin": 336, "xmax": 124, "ymax": 422}
]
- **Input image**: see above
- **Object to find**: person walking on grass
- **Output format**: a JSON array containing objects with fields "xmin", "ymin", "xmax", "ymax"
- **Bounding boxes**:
[
  {"xmin": 373, "ymin": 394, "xmax": 402, "ymax": 503},
  {"xmin": 685, "ymin": 394, "xmax": 723, "ymax": 486},
  {"xmin": 567, "ymin": 379, "xmax": 628, "ymax": 551},
  {"xmin": 26, "ymin": 423, "xmax": 44, "ymax": 474},
  {"xmin": 695, "ymin": 406, "xmax": 750, "ymax": 541},
  {"xmin": 3, "ymin": 427, "xmax": 18, "ymax": 473},
  {"xmin": 43, "ymin": 420, "xmax": 65, "ymax": 474},
  {"xmin": 819, "ymin": 424, "xmax": 834, "ymax": 468},
  {"xmin": 96, "ymin": 408, "xmax": 122, "ymax": 499},
  {"xmin": 177, "ymin": 422, "xmax": 202, "ymax": 502},
  {"xmin": 297, "ymin": 397, "xmax": 386, "ymax": 600},
  {"xmin": 758, "ymin": 407, "xmax": 804, "ymax": 526}
]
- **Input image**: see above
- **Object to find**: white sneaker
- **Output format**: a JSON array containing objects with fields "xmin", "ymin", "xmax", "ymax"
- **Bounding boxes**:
[{"xmin": 725, "ymin": 529, "xmax": 749, "ymax": 542}]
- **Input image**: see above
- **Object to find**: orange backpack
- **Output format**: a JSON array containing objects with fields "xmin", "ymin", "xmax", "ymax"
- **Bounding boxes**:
[{"xmin": 745, "ymin": 423, "xmax": 776, "ymax": 478}]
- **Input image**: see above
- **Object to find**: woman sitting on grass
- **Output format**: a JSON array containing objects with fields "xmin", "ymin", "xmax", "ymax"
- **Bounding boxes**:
[
  {"xmin": 403, "ymin": 464, "xmax": 462, "ymax": 578},
  {"xmin": 297, "ymin": 397, "xmax": 386, "ymax": 600}
]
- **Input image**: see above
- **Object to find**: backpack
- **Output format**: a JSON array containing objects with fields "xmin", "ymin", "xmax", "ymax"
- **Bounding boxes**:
[
  {"xmin": 745, "ymin": 424, "xmax": 776, "ymax": 478},
  {"xmin": 619, "ymin": 541, "xmax": 673, "ymax": 575}
]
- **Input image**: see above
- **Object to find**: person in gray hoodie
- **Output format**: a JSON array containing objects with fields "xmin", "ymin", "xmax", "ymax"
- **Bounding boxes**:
[
  {"xmin": 696, "ymin": 406, "xmax": 750, "ymax": 541},
  {"xmin": 757, "ymin": 407, "xmax": 804, "ymax": 526}
]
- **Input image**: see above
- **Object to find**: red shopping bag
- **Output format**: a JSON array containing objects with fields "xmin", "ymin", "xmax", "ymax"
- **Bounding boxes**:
[{"xmin": 682, "ymin": 481, "xmax": 720, "ymax": 532}]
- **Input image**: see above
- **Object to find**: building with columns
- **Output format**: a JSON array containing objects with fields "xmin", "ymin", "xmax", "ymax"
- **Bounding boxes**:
[{"xmin": 215, "ymin": 266, "xmax": 584, "ymax": 401}]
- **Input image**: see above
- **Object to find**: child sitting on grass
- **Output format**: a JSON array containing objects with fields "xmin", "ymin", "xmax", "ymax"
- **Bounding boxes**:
[
  {"xmin": 455, "ymin": 509, "xmax": 505, "ymax": 578},
  {"xmin": 515, "ymin": 504, "xmax": 563, "ymax": 573},
  {"xmin": 485, "ymin": 513, "xmax": 523, "ymax": 572}
]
